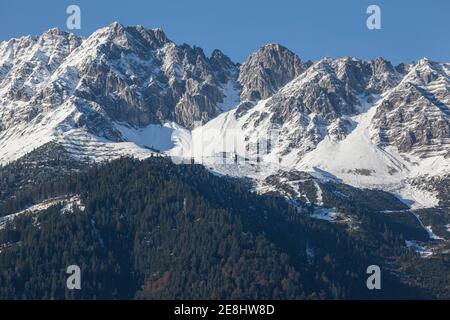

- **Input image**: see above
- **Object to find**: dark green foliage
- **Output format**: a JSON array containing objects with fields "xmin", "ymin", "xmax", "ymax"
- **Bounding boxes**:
[
  {"xmin": 0, "ymin": 142, "xmax": 86, "ymax": 216},
  {"xmin": 0, "ymin": 157, "xmax": 447, "ymax": 299}
]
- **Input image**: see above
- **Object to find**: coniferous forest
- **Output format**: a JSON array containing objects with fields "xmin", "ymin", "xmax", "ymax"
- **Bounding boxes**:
[{"xmin": 0, "ymin": 146, "xmax": 448, "ymax": 299}]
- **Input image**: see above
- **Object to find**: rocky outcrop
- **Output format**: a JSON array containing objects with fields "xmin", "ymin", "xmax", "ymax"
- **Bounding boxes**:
[
  {"xmin": 0, "ymin": 23, "xmax": 448, "ymax": 166},
  {"xmin": 238, "ymin": 44, "xmax": 306, "ymax": 102},
  {"xmin": 0, "ymin": 22, "xmax": 241, "ymax": 134},
  {"xmin": 371, "ymin": 59, "xmax": 450, "ymax": 156}
]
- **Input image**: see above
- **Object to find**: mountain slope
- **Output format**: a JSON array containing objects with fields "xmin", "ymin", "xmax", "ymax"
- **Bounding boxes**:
[
  {"xmin": 0, "ymin": 24, "xmax": 449, "ymax": 219},
  {"xmin": 1, "ymin": 157, "xmax": 446, "ymax": 299},
  {"xmin": 0, "ymin": 22, "xmax": 449, "ymax": 299},
  {"xmin": 0, "ymin": 23, "xmax": 241, "ymax": 163},
  {"xmin": 172, "ymin": 57, "xmax": 449, "ymax": 209}
]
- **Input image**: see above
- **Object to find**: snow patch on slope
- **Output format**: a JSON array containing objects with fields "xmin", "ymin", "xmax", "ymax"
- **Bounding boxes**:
[
  {"xmin": 0, "ymin": 101, "xmax": 77, "ymax": 164},
  {"xmin": 294, "ymin": 94, "xmax": 448, "ymax": 208},
  {"xmin": 114, "ymin": 121, "xmax": 184, "ymax": 152},
  {"xmin": 297, "ymin": 95, "xmax": 408, "ymax": 187},
  {"xmin": 0, "ymin": 195, "xmax": 81, "ymax": 230},
  {"xmin": 313, "ymin": 181, "xmax": 324, "ymax": 206},
  {"xmin": 218, "ymin": 77, "xmax": 240, "ymax": 112},
  {"xmin": 394, "ymin": 184, "xmax": 440, "ymax": 209},
  {"xmin": 311, "ymin": 208, "xmax": 339, "ymax": 222},
  {"xmin": 425, "ymin": 226, "xmax": 444, "ymax": 241},
  {"xmin": 405, "ymin": 240, "xmax": 433, "ymax": 258},
  {"xmin": 61, "ymin": 195, "xmax": 85, "ymax": 214},
  {"xmin": 58, "ymin": 128, "xmax": 158, "ymax": 162}
]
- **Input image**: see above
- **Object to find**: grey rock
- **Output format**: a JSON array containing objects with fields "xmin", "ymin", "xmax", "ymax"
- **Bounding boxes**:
[
  {"xmin": 238, "ymin": 44, "xmax": 306, "ymax": 102},
  {"xmin": 371, "ymin": 59, "xmax": 450, "ymax": 156}
]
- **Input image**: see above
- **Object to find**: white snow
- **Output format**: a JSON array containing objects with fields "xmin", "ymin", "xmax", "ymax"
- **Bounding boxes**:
[
  {"xmin": 313, "ymin": 181, "xmax": 324, "ymax": 206},
  {"xmin": 61, "ymin": 195, "xmax": 85, "ymax": 214},
  {"xmin": 410, "ymin": 211, "xmax": 444, "ymax": 241},
  {"xmin": 425, "ymin": 226, "xmax": 444, "ymax": 241},
  {"xmin": 217, "ymin": 76, "xmax": 240, "ymax": 112},
  {"xmin": 0, "ymin": 27, "xmax": 449, "ymax": 214},
  {"xmin": 167, "ymin": 99, "xmax": 285, "ymax": 180},
  {"xmin": 161, "ymin": 89, "xmax": 449, "ymax": 210},
  {"xmin": 58, "ymin": 128, "xmax": 158, "ymax": 162},
  {"xmin": 394, "ymin": 184, "xmax": 440, "ymax": 209},
  {"xmin": 310, "ymin": 208, "xmax": 339, "ymax": 222},
  {"xmin": 0, "ymin": 101, "xmax": 77, "ymax": 164},
  {"xmin": 114, "ymin": 122, "xmax": 180, "ymax": 152},
  {"xmin": 405, "ymin": 240, "xmax": 433, "ymax": 258},
  {"xmin": 0, "ymin": 195, "xmax": 79, "ymax": 230},
  {"xmin": 296, "ymin": 94, "xmax": 408, "ymax": 187},
  {"xmin": 293, "ymin": 93, "xmax": 448, "ymax": 209}
]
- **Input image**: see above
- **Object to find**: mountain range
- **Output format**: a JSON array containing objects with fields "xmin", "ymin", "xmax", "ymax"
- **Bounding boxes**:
[
  {"xmin": 0, "ymin": 23, "xmax": 449, "ymax": 299},
  {"xmin": 1, "ymin": 23, "xmax": 449, "ymax": 205}
]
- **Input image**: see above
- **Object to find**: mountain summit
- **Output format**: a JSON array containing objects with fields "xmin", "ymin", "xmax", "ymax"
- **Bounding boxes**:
[
  {"xmin": 0, "ymin": 24, "xmax": 449, "ymax": 209},
  {"xmin": 0, "ymin": 24, "xmax": 449, "ymax": 300}
]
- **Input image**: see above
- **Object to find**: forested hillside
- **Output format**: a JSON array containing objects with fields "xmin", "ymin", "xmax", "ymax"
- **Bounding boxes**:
[{"xmin": 0, "ymin": 155, "xmax": 448, "ymax": 299}]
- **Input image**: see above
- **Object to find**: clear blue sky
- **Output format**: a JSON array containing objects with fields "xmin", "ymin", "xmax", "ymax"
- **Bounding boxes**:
[{"xmin": 0, "ymin": 0, "xmax": 449, "ymax": 64}]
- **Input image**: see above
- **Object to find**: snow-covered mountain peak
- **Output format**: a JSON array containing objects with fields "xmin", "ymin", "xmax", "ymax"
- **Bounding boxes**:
[
  {"xmin": 0, "ymin": 24, "xmax": 243, "ymax": 163},
  {"xmin": 87, "ymin": 22, "xmax": 172, "ymax": 53},
  {"xmin": 0, "ymin": 24, "xmax": 448, "ymax": 210},
  {"xmin": 166, "ymin": 54, "xmax": 448, "ymax": 208},
  {"xmin": 238, "ymin": 43, "xmax": 307, "ymax": 102}
]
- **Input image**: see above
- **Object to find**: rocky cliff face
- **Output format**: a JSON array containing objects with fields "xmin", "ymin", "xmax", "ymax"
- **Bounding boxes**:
[
  {"xmin": 175, "ymin": 52, "xmax": 449, "ymax": 211},
  {"xmin": 238, "ymin": 44, "xmax": 307, "ymax": 102},
  {"xmin": 0, "ymin": 22, "xmax": 241, "ymax": 136},
  {"xmin": 371, "ymin": 59, "xmax": 450, "ymax": 156},
  {"xmin": 230, "ymin": 56, "xmax": 406, "ymax": 159},
  {"xmin": 0, "ymin": 24, "xmax": 449, "ymax": 188}
]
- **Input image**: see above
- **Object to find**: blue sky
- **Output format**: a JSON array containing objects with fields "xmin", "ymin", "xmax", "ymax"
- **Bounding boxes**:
[{"xmin": 0, "ymin": 0, "xmax": 448, "ymax": 64}]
